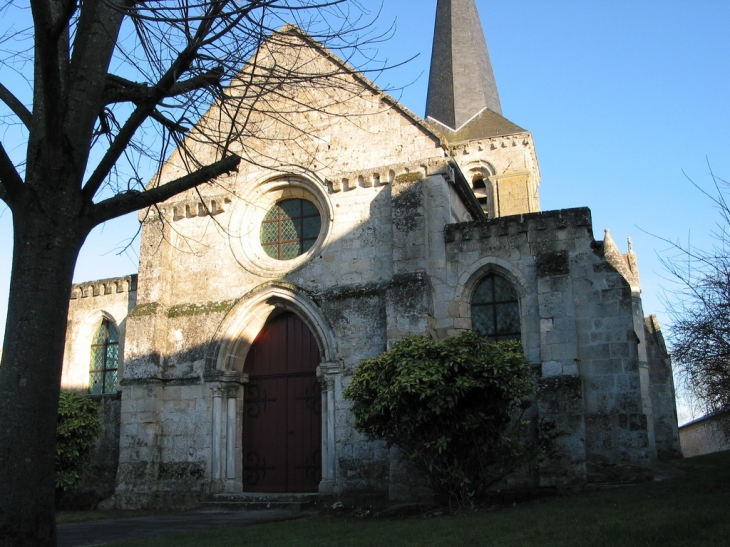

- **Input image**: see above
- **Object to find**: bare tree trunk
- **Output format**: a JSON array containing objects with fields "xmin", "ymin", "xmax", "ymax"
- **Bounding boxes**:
[
  {"xmin": 0, "ymin": 208, "xmax": 87, "ymax": 546},
  {"xmin": 0, "ymin": 3, "xmax": 376, "ymax": 543}
]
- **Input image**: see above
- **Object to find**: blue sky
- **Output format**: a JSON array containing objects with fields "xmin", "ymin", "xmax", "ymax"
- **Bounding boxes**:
[{"xmin": 1, "ymin": 1, "xmax": 728, "ymax": 420}]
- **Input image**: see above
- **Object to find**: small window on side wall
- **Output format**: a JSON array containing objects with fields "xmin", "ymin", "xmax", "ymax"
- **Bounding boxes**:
[
  {"xmin": 471, "ymin": 174, "xmax": 490, "ymax": 216},
  {"xmin": 89, "ymin": 319, "xmax": 119, "ymax": 394},
  {"xmin": 471, "ymin": 273, "xmax": 521, "ymax": 342}
]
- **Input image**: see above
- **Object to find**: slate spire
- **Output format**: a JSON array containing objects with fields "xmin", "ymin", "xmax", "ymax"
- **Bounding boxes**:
[{"xmin": 425, "ymin": 0, "xmax": 502, "ymax": 131}]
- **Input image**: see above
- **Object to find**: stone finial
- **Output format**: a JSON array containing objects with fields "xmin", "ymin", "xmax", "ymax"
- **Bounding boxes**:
[
  {"xmin": 603, "ymin": 229, "xmax": 620, "ymax": 257},
  {"xmin": 603, "ymin": 229, "xmax": 640, "ymax": 289},
  {"xmin": 626, "ymin": 237, "xmax": 641, "ymax": 282},
  {"xmin": 603, "ymin": 229, "xmax": 626, "ymax": 270}
]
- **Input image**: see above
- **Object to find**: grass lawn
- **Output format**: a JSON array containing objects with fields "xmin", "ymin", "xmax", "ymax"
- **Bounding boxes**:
[
  {"xmin": 97, "ymin": 450, "xmax": 730, "ymax": 546},
  {"xmin": 56, "ymin": 510, "xmax": 174, "ymax": 524}
]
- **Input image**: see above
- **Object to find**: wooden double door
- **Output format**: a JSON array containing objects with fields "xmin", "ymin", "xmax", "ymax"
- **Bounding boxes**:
[{"xmin": 243, "ymin": 313, "xmax": 322, "ymax": 492}]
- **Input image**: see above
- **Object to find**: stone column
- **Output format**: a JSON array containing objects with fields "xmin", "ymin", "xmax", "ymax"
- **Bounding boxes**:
[
  {"xmin": 211, "ymin": 385, "xmax": 224, "ymax": 481},
  {"xmin": 206, "ymin": 370, "xmax": 247, "ymax": 493},
  {"xmin": 320, "ymin": 379, "xmax": 329, "ymax": 488},
  {"xmin": 317, "ymin": 362, "xmax": 340, "ymax": 495},
  {"xmin": 325, "ymin": 378, "xmax": 336, "ymax": 482},
  {"xmin": 225, "ymin": 385, "xmax": 239, "ymax": 480}
]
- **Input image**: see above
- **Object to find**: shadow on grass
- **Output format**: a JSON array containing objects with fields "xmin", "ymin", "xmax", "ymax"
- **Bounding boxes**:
[
  {"xmin": 56, "ymin": 510, "xmax": 185, "ymax": 525},
  {"xmin": 86, "ymin": 450, "xmax": 730, "ymax": 547}
]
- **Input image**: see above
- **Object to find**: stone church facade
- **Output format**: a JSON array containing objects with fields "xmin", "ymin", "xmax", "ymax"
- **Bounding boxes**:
[{"xmin": 61, "ymin": 0, "xmax": 680, "ymax": 508}]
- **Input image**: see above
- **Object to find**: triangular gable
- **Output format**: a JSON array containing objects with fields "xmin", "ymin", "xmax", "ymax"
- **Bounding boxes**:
[
  {"xmin": 274, "ymin": 25, "xmax": 445, "ymax": 146},
  {"xmin": 150, "ymin": 24, "xmax": 453, "ymax": 201}
]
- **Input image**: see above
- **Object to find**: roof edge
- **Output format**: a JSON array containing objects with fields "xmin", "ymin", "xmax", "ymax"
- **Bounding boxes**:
[{"xmin": 276, "ymin": 25, "xmax": 447, "ymax": 148}]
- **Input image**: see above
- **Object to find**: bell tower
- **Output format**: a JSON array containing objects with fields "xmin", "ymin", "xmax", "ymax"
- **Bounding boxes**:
[{"xmin": 426, "ymin": 0, "xmax": 541, "ymax": 218}]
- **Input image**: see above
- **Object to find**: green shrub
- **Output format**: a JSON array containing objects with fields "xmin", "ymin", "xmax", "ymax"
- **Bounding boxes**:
[
  {"xmin": 344, "ymin": 332, "xmax": 540, "ymax": 508},
  {"xmin": 56, "ymin": 391, "xmax": 101, "ymax": 491}
]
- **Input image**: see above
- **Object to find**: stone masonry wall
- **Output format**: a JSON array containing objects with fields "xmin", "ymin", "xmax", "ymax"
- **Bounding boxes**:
[
  {"xmin": 63, "ymin": 275, "xmax": 137, "ymax": 391},
  {"xmin": 449, "ymin": 132, "xmax": 541, "ymax": 218},
  {"xmin": 62, "ymin": 28, "xmax": 677, "ymax": 507},
  {"xmin": 679, "ymin": 414, "xmax": 730, "ymax": 458},
  {"xmin": 61, "ymin": 275, "xmax": 136, "ymax": 507},
  {"xmin": 442, "ymin": 208, "xmax": 652, "ymax": 486},
  {"xmin": 644, "ymin": 315, "xmax": 682, "ymax": 460},
  {"xmin": 116, "ymin": 162, "xmax": 467, "ymax": 505},
  {"xmin": 110, "ymin": 38, "xmax": 458, "ymax": 502},
  {"xmin": 112, "ymin": 36, "xmax": 468, "ymax": 504}
]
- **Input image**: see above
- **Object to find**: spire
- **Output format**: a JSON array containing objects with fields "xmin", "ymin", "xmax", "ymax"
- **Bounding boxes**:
[{"xmin": 425, "ymin": 0, "xmax": 502, "ymax": 131}]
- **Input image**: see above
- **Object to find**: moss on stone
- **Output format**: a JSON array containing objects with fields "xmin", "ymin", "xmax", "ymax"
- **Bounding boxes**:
[
  {"xmin": 129, "ymin": 303, "xmax": 160, "ymax": 317},
  {"xmin": 167, "ymin": 300, "xmax": 235, "ymax": 318},
  {"xmin": 394, "ymin": 172, "xmax": 423, "ymax": 184},
  {"xmin": 536, "ymin": 251, "xmax": 570, "ymax": 277}
]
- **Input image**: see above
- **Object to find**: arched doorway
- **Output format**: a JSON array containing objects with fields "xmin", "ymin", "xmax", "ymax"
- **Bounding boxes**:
[{"xmin": 242, "ymin": 312, "xmax": 322, "ymax": 492}]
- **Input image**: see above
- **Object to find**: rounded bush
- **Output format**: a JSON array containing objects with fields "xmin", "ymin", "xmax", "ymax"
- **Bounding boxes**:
[
  {"xmin": 56, "ymin": 391, "xmax": 101, "ymax": 491},
  {"xmin": 344, "ymin": 333, "xmax": 536, "ymax": 507}
]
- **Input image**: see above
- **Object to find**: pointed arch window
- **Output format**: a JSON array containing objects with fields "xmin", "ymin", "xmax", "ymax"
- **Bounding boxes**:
[
  {"xmin": 89, "ymin": 319, "xmax": 119, "ymax": 394},
  {"xmin": 471, "ymin": 273, "xmax": 521, "ymax": 342}
]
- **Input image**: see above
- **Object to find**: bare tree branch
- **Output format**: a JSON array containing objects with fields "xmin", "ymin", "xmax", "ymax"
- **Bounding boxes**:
[
  {"xmin": 660, "ymin": 168, "xmax": 730, "ymax": 439},
  {"xmin": 103, "ymin": 68, "xmax": 224, "ymax": 105},
  {"xmin": 62, "ymin": 0, "xmax": 134, "ymax": 175},
  {"xmin": 149, "ymin": 109, "xmax": 189, "ymax": 134},
  {"xmin": 0, "ymin": 141, "xmax": 23, "ymax": 204},
  {"xmin": 81, "ymin": 1, "xmax": 249, "ymax": 202},
  {"xmin": 87, "ymin": 153, "xmax": 240, "ymax": 225},
  {"xmin": 0, "ymin": 82, "xmax": 32, "ymax": 129},
  {"xmin": 29, "ymin": 0, "xmax": 74, "ymax": 141}
]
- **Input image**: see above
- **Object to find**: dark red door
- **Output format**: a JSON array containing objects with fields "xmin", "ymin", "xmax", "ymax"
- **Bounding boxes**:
[{"xmin": 243, "ymin": 313, "xmax": 321, "ymax": 492}]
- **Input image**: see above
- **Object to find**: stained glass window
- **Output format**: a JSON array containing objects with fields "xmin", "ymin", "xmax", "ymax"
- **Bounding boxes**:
[
  {"xmin": 89, "ymin": 319, "xmax": 119, "ymax": 395},
  {"xmin": 260, "ymin": 199, "xmax": 321, "ymax": 260},
  {"xmin": 471, "ymin": 274, "xmax": 520, "ymax": 342}
]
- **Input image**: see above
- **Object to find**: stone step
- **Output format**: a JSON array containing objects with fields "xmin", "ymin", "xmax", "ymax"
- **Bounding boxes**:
[{"xmin": 202, "ymin": 492, "xmax": 318, "ymax": 512}]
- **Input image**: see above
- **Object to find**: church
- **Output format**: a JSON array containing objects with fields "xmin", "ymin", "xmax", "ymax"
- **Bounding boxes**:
[{"xmin": 60, "ymin": 0, "xmax": 680, "ymax": 508}]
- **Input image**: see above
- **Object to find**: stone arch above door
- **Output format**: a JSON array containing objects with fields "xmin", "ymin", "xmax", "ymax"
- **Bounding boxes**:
[
  {"xmin": 207, "ymin": 283, "xmax": 340, "ymax": 494},
  {"xmin": 211, "ymin": 283, "xmax": 337, "ymax": 375}
]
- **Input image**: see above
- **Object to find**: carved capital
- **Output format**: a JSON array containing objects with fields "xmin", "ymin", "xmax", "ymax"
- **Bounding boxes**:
[
  {"xmin": 212, "ymin": 385, "xmax": 224, "ymax": 398},
  {"xmin": 319, "ymin": 376, "xmax": 335, "ymax": 392},
  {"xmin": 205, "ymin": 370, "xmax": 248, "ymax": 385},
  {"xmin": 317, "ymin": 361, "xmax": 342, "ymax": 376},
  {"xmin": 225, "ymin": 385, "xmax": 239, "ymax": 399}
]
